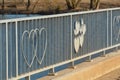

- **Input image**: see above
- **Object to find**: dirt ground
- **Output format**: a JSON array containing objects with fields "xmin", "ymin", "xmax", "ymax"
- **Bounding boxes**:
[
  {"xmin": 95, "ymin": 68, "xmax": 120, "ymax": 80},
  {"xmin": 0, "ymin": 0, "xmax": 120, "ymax": 14}
]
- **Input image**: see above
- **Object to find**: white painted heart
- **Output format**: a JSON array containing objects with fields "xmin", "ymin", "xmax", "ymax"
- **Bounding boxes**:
[
  {"xmin": 79, "ymin": 35, "xmax": 84, "ymax": 48},
  {"xmin": 74, "ymin": 37, "xmax": 80, "ymax": 53},
  {"xmin": 21, "ymin": 28, "xmax": 47, "ymax": 68},
  {"xmin": 74, "ymin": 19, "xmax": 86, "ymax": 53}
]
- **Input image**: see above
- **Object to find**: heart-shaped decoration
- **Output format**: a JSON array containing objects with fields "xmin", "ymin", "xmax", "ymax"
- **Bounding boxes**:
[
  {"xmin": 21, "ymin": 28, "xmax": 47, "ymax": 68},
  {"xmin": 79, "ymin": 35, "xmax": 84, "ymax": 48},
  {"xmin": 35, "ymin": 28, "xmax": 47, "ymax": 65},
  {"xmin": 74, "ymin": 21, "xmax": 80, "ymax": 35},
  {"xmin": 74, "ymin": 37, "xmax": 80, "ymax": 53},
  {"xmin": 74, "ymin": 19, "xmax": 86, "ymax": 53}
]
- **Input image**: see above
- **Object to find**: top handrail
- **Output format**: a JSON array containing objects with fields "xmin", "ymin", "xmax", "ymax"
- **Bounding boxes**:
[{"xmin": 0, "ymin": 7, "xmax": 120, "ymax": 23}]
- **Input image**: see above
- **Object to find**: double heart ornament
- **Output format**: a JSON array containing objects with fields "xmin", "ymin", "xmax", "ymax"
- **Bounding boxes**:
[
  {"xmin": 74, "ymin": 19, "xmax": 86, "ymax": 53},
  {"xmin": 21, "ymin": 28, "xmax": 47, "ymax": 68}
]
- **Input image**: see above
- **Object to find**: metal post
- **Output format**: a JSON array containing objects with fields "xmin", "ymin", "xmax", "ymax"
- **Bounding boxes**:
[
  {"xmin": 48, "ymin": 67, "xmax": 57, "ymax": 76},
  {"xmin": 111, "ymin": 10, "xmax": 113, "ymax": 46},
  {"xmin": 115, "ymin": 46, "xmax": 119, "ymax": 52},
  {"xmin": 107, "ymin": 10, "xmax": 109, "ymax": 47},
  {"xmin": 86, "ymin": 55, "xmax": 93, "ymax": 62},
  {"xmin": 16, "ymin": 21, "xmax": 18, "ymax": 77},
  {"xmin": 70, "ymin": 15, "xmax": 73, "ymax": 62},
  {"xmin": 6, "ymin": 22, "xmax": 8, "ymax": 80},
  {"xmin": 25, "ymin": 76, "xmax": 30, "ymax": 80},
  {"xmin": 101, "ymin": 11, "xmax": 109, "ymax": 57},
  {"xmin": 69, "ymin": 15, "xmax": 76, "ymax": 69},
  {"xmin": 101, "ymin": 51, "xmax": 106, "ymax": 57},
  {"xmin": 69, "ymin": 61, "xmax": 76, "ymax": 69}
]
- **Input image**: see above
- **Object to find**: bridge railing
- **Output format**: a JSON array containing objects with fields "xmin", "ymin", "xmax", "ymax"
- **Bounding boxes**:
[{"xmin": 0, "ymin": 8, "xmax": 120, "ymax": 80}]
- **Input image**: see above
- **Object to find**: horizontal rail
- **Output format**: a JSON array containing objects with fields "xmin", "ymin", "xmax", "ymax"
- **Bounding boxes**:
[
  {"xmin": 11, "ymin": 43, "xmax": 120, "ymax": 80},
  {"xmin": 0, "ymin": 7, "xmax": 120, "ymax": 23},
  {"xmin": 0, "ymin": 7, "xmax": 120, "ymax": 80}
]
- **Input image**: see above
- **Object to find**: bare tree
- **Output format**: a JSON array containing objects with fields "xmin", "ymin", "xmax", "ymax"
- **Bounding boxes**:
[
  {"xmin": 26, "ymin": 0, "xmax": 31, "ymax": 10},
  {"xmin": 32, "ymin": 0, "xmax": 40, "ymax": 13},
  {"xmin": 65, "ymin": 0, "xmax": 81, "ymax": 10},
  {"xmin": 2, "ymin": 0, "xmax": 4, "ymax": 10},
  {"xmin": 90, "ymin": 0, "xmax": 100, "ymax": 10}
]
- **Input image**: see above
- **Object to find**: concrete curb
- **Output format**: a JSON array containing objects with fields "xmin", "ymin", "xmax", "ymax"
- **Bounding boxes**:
[
  {"xmin": 51, "ymin": 51, "xmax": 120, "ymax": 80},
  {"xmin": 39, "ymin": 51, "xmax": 120, "ymax": 80}
]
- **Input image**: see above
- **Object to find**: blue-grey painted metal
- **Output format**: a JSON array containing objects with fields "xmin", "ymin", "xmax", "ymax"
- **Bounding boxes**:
[
  {"xmin": 0, "ymin": 23, "xmax": 6, "ymax": 80},
  {"xmin": 17, "ymin": 16, "xmax": 71, "ymax": 75},
  {"xmin": 0, "ymin": 8, "xmax": 120, "ymax": 80},
  {"xmin": 72, "ymin": 11, "xmax": 108, "ymax": 58}
]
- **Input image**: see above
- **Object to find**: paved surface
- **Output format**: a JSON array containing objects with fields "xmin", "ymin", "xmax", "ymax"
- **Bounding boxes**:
[
  {"xmin": 95, "ymin": 68, "xmax": 120, "ymax": 80},
  {"xmin": 38, "ymin": 51, "xmax": 120, "ymax": 80}
]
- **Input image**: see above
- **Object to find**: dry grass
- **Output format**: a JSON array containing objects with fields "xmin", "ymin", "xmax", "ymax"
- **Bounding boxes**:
[{"xmin": 0, "ymin": 0, "xmax": 120, "ymax": 14}]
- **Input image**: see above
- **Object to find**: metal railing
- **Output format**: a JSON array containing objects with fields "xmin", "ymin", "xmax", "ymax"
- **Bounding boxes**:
[{"xmin": 0, "ymin": 8, "xmax": 120, "ymax": 80}]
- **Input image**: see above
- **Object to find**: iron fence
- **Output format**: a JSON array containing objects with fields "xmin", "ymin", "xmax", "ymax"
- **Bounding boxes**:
[{"xmin": 0, "ymin": 8, "xmax": 120, "ymax": 80}]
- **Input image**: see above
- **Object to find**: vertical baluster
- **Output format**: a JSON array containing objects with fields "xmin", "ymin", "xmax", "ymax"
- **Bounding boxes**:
[
  {"xmin": 6, "ymin": 22, "xmax": 8, "ymax": 80},
  {"xmin": 25, "ymin": 75, "xmax": 31, "ymax": 80},
  {"xmin": 16, "ymin": 21, "xmax": 18, "ymax": 77},
  {"xmin": 111, "ymin": 10, "xmax": 113, "ymax": 46},
  {"xmin": 86, "ymin": 55, "xmax": 93, "ymax": 62},
  {"xmin": 69, "ymin": 15, "xmax": 76, "ymax": 69},
  {"xmin": 48, "ymin": 67, "xmax": 57, "ymax": 76}
]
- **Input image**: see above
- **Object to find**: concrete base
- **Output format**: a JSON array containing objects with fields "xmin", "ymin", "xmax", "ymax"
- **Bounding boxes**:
[
  {"xmin": 39, "ymin": 51, "xmax": 120, "ymax": 80},
  {"xmin": 48, "ymin": 73, "xmax": 57, "ymax": 76}
]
